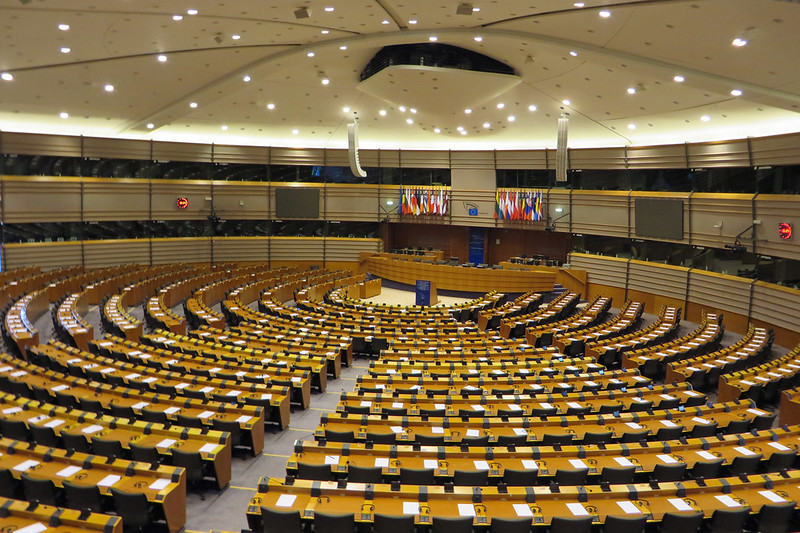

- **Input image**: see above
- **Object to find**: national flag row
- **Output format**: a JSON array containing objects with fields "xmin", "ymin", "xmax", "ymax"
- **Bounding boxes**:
[
  {"xmin": 400, "ymin": 187, "xmax": 450, "ymax": 216},
  {"xmin": 494, "ymin": 189, "xmax": 545, "ymax": 221}
]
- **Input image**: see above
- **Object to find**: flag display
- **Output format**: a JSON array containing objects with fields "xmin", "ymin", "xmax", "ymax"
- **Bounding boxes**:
[
  {"xmin": 400, "ymin": 186, "xmax": 450, "ymax": 216},
  {"xmin": 494, "ymin": 188, "xmax": 544, "ymax": 221}
]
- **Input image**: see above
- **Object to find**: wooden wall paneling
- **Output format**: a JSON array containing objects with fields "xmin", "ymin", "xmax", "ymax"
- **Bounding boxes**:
[
  {"xmin": 400, "ymin": 150, "xmax": 451, "ymax": 169},
  {"xmin": 150, "ymin": 180, "xmax": 213, "ymax": 220},
  {"xmin": 3, "ymin": 241, "xmax": 83, "ymax": 270},
  {"xmin": 626, "ymin": 143, "xmax": 687, "ymax": 169},
  {"xmin": 571, "ymin": 191, "xmax": 629, "ymax": 238},
  {"xmin": 151, "ymin": 238, "xmax": 211, "ymax": 264},
  {"xmin": 386, "ymin": 223, "xmax": 470, "ymax": 263},
  {"xmin": 568, "ymin": 147, "xmax": 626, "ymax": 169},
  {"xmin": 627, "ymin": 260, "xmax": 689, "ymax": 311},
  {"xmin": 211, "ymin": 144, "xmax": 269, "ymax": 165},
  {"xmin": 751, "ymin": 282, "xmax": 800, "ymax": 343},
  {"xmin": 0, "ymin": 132, "xmax": 83, "ymax": 158},
  {"xmin": 750, "ymin": 132, "xmax": 800, "ymax": 167},
  {"xmin": 269, "ymin": 237, "xmax": 324, "ymax": 262},
  {"xmin": 323, "ymin": 149, "xmax": 349, "ymax": 167},
  {"xmin": 686, "ymin": 270, "xmax": 752, "ymax": 331},
  {"xmin": 269, "ymin": 147, "xmax": 326, "ymax": 166},
  {"xmin": 690, "ymin": 193, "xmax": 754, "ymax": 249},
  {"xmin": 151, "ymin": 141, "xmax": 213, "ymax": 163},
  {"xmin": 324, "ymin": 184, "xmax": 380, "ymax": 222},
  {"xmin": 754, "ymin": 195, "xmax": 800, "ymax": 261},
  {"xmin": 449, "ymin": 188, "xmax": 496, "ymax": 227},
  {"xmin": 212, "ymin": 237, "xmax": 270, "ymax": 263},
  {"xmin": 3, "ymin": 176, "xmax": 82, "ymax": 223},
  {"xmin": 325, "ymin": 237, "xmax": 382, "ymax": 262},
  {"xmin": 494, "ymin": 150, "xmax": 548, "ymax": 170},
  {"xmin": 630, "ymin": 191, "xmax": 691, "ymax": 243},
  {"xmin": 486, "ymin": 228, "xmax": 570, "ymax": 265},
  {"xmin": 687, "ymin": 140, "xmax": 750, "ymax": 168},
  {"xmin": 83, "ymin": 239, "xmax": 150, "ymax": 269},
  {"xmin": 82, "ymin": 178, "xmax": 150, "ymax": 221},
  {"xmin": 81, "ymin": 137, "xmax": 152, "ymax": 161},
  {"xmin": 568, "ymin": 253, "xmax": 628, "ymax": 301},
  {"xmin": 449, "ymin": 151, "xmax": 495, "ymax": 170},
  {"xmin": 211, "ymin": 181, "xmax": 269, "ymax": 220}
]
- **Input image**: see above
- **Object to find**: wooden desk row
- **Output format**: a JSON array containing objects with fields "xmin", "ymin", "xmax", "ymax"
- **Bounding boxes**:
[
  {"xmin": 247, "ymin": 471, "xmax": 800, "ymax": 530},
  {"xmin": 3, "ymin": 350, "xmax": 265, "ymax": 455},
  {"xmin": 718, "ymin": 344, "xmax": 800, "ymax": 403},
  {"xmin": 0, "ymin": 437, "xmax": 185, "ymax": 533},
  {"xmin": 0, "ymin": 391, "xmax": 232, "ymax": 490},
  {"xmin": 368, "ymin": 352, "xmax": 589, "ymax": 373},
  {"xmin": 582, "ymin": 306, "xmax": 681, "ymax": 365},
  {"xmin": 477, "ymin": 291, "xmax": 544, "ymax": 331},
  {"xmin": 315, "ymin": 400, "xmax": 763, "ymax": 445},
  {"xmin": 288, "ymin": 424, "xmax": 796, "ymax": 483},
  {"xmin": 499, "ymin": 291, "xmax": 581, "ymax": 338},
  {"xmin": 32, "ymin": 341, "xmax": 291, "ymax": 429},
  {"xmin": 524, "ymin": 296, "xmax": 612, "ymax": 347},
  {"xmin": 0, "ymin": 496, "xmax": 122, "ymax": 533},
  {"xmin": 554, "ymin": 300, "xmax": 646, "ymax": 356},
  {"xmin": 367, "ymin": 358, "xmax": 606, "ymax": 378}
]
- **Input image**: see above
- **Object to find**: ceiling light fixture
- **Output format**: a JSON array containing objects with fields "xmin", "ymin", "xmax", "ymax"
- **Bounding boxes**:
[
  {"xmin": 528, "ymin": 105, "xmax": 537, "ymax": 111},
  {"xmin": 628, "ymin": 123, "xmax": 636, "ymax": 129},
  {"xmin": 574, "ymin": 2, "xmax": 585, "ymax": 6},
  {"xmin": 339, "ymin": 45, "xmax": 347, "ymax": 50},
  {"xmin": 221, "ymin": 125, "xmax": 228, "ymax": 131},
  {"xmin": 321, "ymin": 29, "xmax": 330, "ymax": 34},
  {"xmin": 157, "ymin": 55, "xmax": 167, "ymax": 62},
  {"xmin": 232, "ymin": 34, "xmax": 241, "ymax": 40},
  {"xmin": 172, "ymin": 15, "xmax": 183, "ymax": 21},
  {"xmin": 292, "ymin": 128, "xmax": 300, "ymax": 134},
  {"xmin": 730, "ymin": 89, "xmax": 743, "ymax": 96},
  {"xmin": 508, "ymin": 115, "xmax": 516, "ymax": 122},
  {"xmin": 496, "ymin": 102, "xmax": 505, "ymax": 109},
  {"xmin": 324, "ymin": 6, "xmax": 334, "ymax": 11},
  {"xmin": 569, "ymin": 51, "xmax": 578, "ymax": 57},
  {"xmin": 104, "ymin": 84, "xmax": 114, "ymax": 92},
  {"xmin": 307, "ymin": 51, "xmax": 315, "ymax": 57},
  {"xmin": 58, "ymin": 24, "xmax": 70, "ymax": 31},
  {"xmin": 473, "ymin": 7, "xmax": 481, "ymax": 12},
  {"xmin": 187, "ymin": 9, "xmax": 198, "ymax": 15},
  {"xmin": 627, "ymin": 87, "xmax": 637, "ymax": 94},
  {"xmin": 474, "ymin": 36, "xmax": 483, "ymax": 42},
  {"xmin": 60, "ymin": 47, "xmax": 71, "ymax": 54},
  {"xmin": 673, "ymin": 75, "xmax": 685, "ymax": 82},
  {"xmin": 465, "ymin": 109, "xmax": 472, "ymax": 114},
  {"xmin": 243, "ymin": 75, "xmax": 251, "ymax": 82},
  {"xmin": 318, "ymin": 71, "xmax": 330, "ymax": 85},
  {"xmin": 731, "ymin": 37, "xmax": 748, "ymax": 47},
  {"xmin": 429, "ymin": 36, "xmax": 438, "ymax": 41},
  {"xmin": 410, "ymin": 108, "xmax": 417, "ymax": 114},
  {"xmin": 189, "ymin": 102, "xmax": 198, "ymax": 108},
  {"xmin": 700, "ymin": 115, "xmax": 711, "ymax": 121},
  {"xmin": 146, "ymin": 123, "xmax": 155, "ymax": 129},
  {"xmin": 457, "ymin": 126, "xmax": 464, "ymax": 131},
  {"xmin": 599, "ymin": 10, "xmax": 611, "ymax": 17},
  {"xmin": 381, "ymin": 19, "xmax": 390, "ymax": 25},
  {"xmin": 399, "ymin": 106, "xmax": 407, "ymax": 112},
  {"xmin": 406, "ymin": 118, "xmax": 414, "ymax": 124},
  {"xmin": 342, "ymin": 106, "xmax": 350, "ymax": 113},
  {"xmin": 59, "ymin": 112, "xmax": 69, "ymax": 119},
  {"xmin": 267, "ymin": 103, "xmax": 275, "ymax": 110},
  {"xmin": 562, "ymin": 99, "xmax": 571, "ymax": 105},
  {"xmin": 434, "ymin": 128, "xmax": 441, "ymax": 133},
  {"xmin": 460, "ymin": 131, "xmax": 467, "ymax": 135},
  {"xmin": 1, "ymin": 73, "xmax": 13, "ymax": 81},
  {"xmin": 483, "ymin": 122, "xmax": 490, "ymax": 128},
  {"xmin": 379, "ymin": 109, "xmax": 387, "ymax": 116},
  {"xmin": 409, "ymin": 19, "xmax": 418, "ymax": 24}
]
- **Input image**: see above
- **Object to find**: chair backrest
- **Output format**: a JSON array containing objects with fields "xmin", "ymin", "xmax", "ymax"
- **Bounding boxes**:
[
  {"xmin": 130, "ymin": 442, "xmax": 161, "ymax": 465},
  {"xmin": 399, "ymin": 467, "xmax": 435, "ymax": 485},
  {"xmin": 766, "ymin": 450, "xmax": 797, "ymax": 472},
  {"xmin": 30, "ymin": 425, "xmax": 60, "ymax": 447},
  {"xmin": 583, "ymin": 431, "xmax": 613, "ymax": 445},
  {"xmin": 659, "ymin": 511, "xmax": 704, "ymax": 533},
  {"xmin": 78, "ymin": 397, "xmax": 104, "ymax": 413},
  {"xmin": 110, "ymin": 487, "xmax": 152, "ymax": 530},
  {"xmin": 554, "ymin": 468, "xmax": 588, "ymax": 485},
  {"xmin": 366, "ymin": 432, "xmax": 396, "ymax": 444},
  {"xmin": 63, "ymin": 480, "xmax": 105, "ymax": 514},
  {"xmin": 22, "ymin": 473, "xmax": 62, "ymax": 506},
  {"xmin": 325, "ymin": 429, "xmax": 355, "ymax": 442},
  {"xmin": 0, "ymin": 418, "xmax": 30, "ymax": 441},
  {"xmin": 296, "ymin": 462, "xmax": 332, "ymax": 481},
  {"xmin": 141, "ymin": 408, "xmax": 170, "ymax": 426},
  {"xmin": 757, "ymin": 501, "xmax": 797, "ymax": 533},
  {"xmin": 542, "ymin": 433, "xmax": 573, "ymax": 446},
  {"xmin": 91, "ymin": 436, "xmax": 125, "ymax": 459},
  {"xmin": 653, "ymin": 463, "xmax": 687, "ymax": 482},
  {"xmin": 550, "ymin": 516, "xmax": 593, "ymax": 533},
  {"xmin": 0, "ymin": 468, "xmax": 21, "ymax": 499},
  {"xmin": 260, "ymin": 506, "xmax": 302, "ymax": 533},
  {"xmin": 603, "ymin": 514, "xmax": 647, "ymax": 533},
  {"xmin": 374, "ymin": 513, "xmax": 415, "ymax": 533},
  {"xmin": 689, "ymin": 459, "xmax": 722, "ymax": 480},
  {"xmin": 502, "ymin": 468, "xmax": 538, "ymax": 486},
  {"xmin": 490, "ymin": 516, "xmax": 532, "ymax": 533},
  {"xmin": 453, "ymin": 469, "xmax": 489, "ymax": 486},
  {"xmin": 600, "ymin": 466, "xmax": 636, "ymax": 484},
  {"xmin": 176, "ymin": 414, "xmax": 204, "ymax": 429},
  {"xmin": 708, "ymin": 507, "xmax": 748, "ymax": 533},
  {"xmin": 171, "ymin": 449, "xmax": 205, "ymax": 484},
  {"xmin": 348, "ymin": 465, "xmax": 383, "ymax": 483},
  {"xmin": 313, "ymin": 511, "xmax": 355, "ymax": 533},
  {"xmin": 211, "ymin": 418, "xmax": 242, "ymax": 446},
  {"xmin": 432, "ymin": 515, "xmax": 474, "ymax": 533},
  {"xmin": 61, "ymin": 432, "xmax": 92, "ymax": 454},
  {"xmin": 726, "ymin": 454, "xmax": 763, "ymax": 476}
]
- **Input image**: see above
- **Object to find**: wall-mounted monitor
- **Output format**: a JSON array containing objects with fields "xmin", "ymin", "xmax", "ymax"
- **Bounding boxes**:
[
  {"xmin": 634, "ymin": 198, "xmax": 684, "ymax": 240},
  {"xmin": 275, "ymin": 188, "xmax": 320, "ymax": 219}
]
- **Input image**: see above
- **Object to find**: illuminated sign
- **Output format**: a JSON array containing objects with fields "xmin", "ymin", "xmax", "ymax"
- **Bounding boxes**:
[
  {"xmin": 779, "ymin": 222, "xmax": 792, "ymax": 240},
  {"xmin": 176, "ymin": 197, "xmax": 189, "ymax": 210}
]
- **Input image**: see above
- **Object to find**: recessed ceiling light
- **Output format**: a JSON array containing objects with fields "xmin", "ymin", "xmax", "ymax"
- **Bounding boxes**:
[
  {"xmin": 339, "ymin": 45, "xmax": 348, "ymax": 50},
  {"xmin": 599, "ymin": 10, "xmax": 611, "ymax": 18},
  {"xmin": 434, "ymin": 128, "xmax": 441, "ymax": 133},
  {"xmin": 474, "ymin": 36, "xmax": 483, "ymax": 42},
  {"xmin": 157, "ymin": 55, "xmax": 168, "ymax": 62},
  {"xmin": 342, "ymin": 106, "xmax": 350, "ymax": 113},
  {"xmin": 483, "ymin": 122, "xmax": 490, "ymax": 128},
  {"xmin": 1, "ymin": 73, "xmax": 13, "ymax": 81},
  {"xmin": 460, "ymin": 131, "xmax": 467, "ymax": 135},
  {"xmin": 628, "ymin": 123, "xmax": 636, "ymax": 130},
  {"xmin": 429, "ymin": 36, "xmax": 438, "ymax": 41},
  {"xmin": 232, "ymin": 34, "xmax": 241, "ymax": 40},
  {"xmin": 243, "ymin": 75, "xmax": 251, "ymax": 82},
  {"xmin": 379, "ymin": 109, "xmax": 387, "ymax": 116},
  {"xmin": 292, "ymin": 129, "xmax": 299, "ymax": 135},
  {"xmin": 627, "ymin": 87, "xmax": 637, "ymax": 94},
  {"xmin": 410, "ymin": 108, "xmax": 417, "ymax": 114},
  {"xmin": 673, "ymin": 75, "xmax": 685, "ymax": 82},
  {"xmin": 187, "ymin": 9, "xmax": 198, "ymax": 15},
  {"xmin": 574, "ymin": 2, "xmax": 585, "ymax": 6},
  {"xmin": 267, "ymin": 103, "xmax": 275, "ymax": 110},
  {"xmin": 700, "ymin": 115, "xmax": 711, "ymax": 122},
  {"xmin": 307, "ymin": 51, "xmax": 315, "ymax": 57},
  {"xmin": 381, "ymin": 20, "xmax": 390, "ymax": 25},
  {"xmin": 409, "ymin": 19, "xmax": 418, "ymax": 24},
  {"xmin": 189, "ymin": 102, "xmax": 198, "ymax": 108},
  {"xmin": 325, "ymin": 6, "xmax": 334, "ymax": 11},
  {"xmin": 731, "ymin": 38, "xmax": 748, "ymax": 47},
  {"xmin": 562, "ymin": 99, "xmax": 571, "ymax": 105},
  {"xmin": 508, "ymin": 115, "xmax": 516, "ymax": 122},
  {"xmin": 58, "ymin": 23, "xmax": 70, "ymax": 31},
  {"xmin": 569, "ymin": 51, "xmax": 578, "ymax": 57},
  {"xmin": 528, "ymin": 105, "xmax": 537, "ymax": 112},
  {"xmin": 60, "ymin": 47, "xmax": 71, "ymax": 54},
  {"xmin": 730, "ymin": 89, "xmax": 743, "ymax": 96},
  {"xmin": 473, "ymin": 7, "xmax": 480, "ymax": 11},
  {"xmin": 496, "ymin": 102, "xmax": 505, "ymax": 109},
  {"xmin": 406, "ymin": 118, "xmax": 414, "ymax": 124},
  {"xmin": 104, "ymin": 84, "xmax": 114, "ymax": 92},
  {"xmin": 399, "ymin": 106, "xmax": 407, "ymax": 112},
  {"xmin": 457, "ymin": 126, "xmax": 464, "ymax": 131},
  {"xmin": 321, "ymin": 30, "xmax": 330, "ymax": 34},
  {"xmin": 146, "ymin": 123, "xmax": 155, "ymax": 129},
  {"xmin": 465, "ymin": 108, "xmax": 472, "ymax": 114},
  {"xmin": 221, "ymin": 125, "xmax": 228, "ymax": 131},
  {"xmin": 320, "ymin": 77, "xmax": 330, "ymax": 85},
  {"xmin": 59, "ymin": 112, "xmax": 69, "ymax": 119},
  {"xmin": 172, "ymin": 15, "xmax": 183, "ymax": 21}
]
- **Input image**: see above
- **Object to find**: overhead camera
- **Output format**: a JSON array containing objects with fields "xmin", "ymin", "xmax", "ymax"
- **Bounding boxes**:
[{"xmin": 724, "ymin": 242, "xmax": 747, "ymax": 253}]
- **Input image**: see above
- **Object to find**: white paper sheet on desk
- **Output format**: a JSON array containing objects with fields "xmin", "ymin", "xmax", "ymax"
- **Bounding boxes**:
[
  {"xmin": 466, "ymin": 429, "xmax": 480, "ymax": 437},
  {"xmin": 513, "ymin": 428, "xmax": 527, "ymax": 436},
  {"xmin": 435, "ymin": 404, "xmax": 446, "ymax": 410},
  {"xmin": 566, "ymin": 503, "xmax": 589, "ymax": 516},
  {"xmin": 56, "ymin": 465, "xmax": 82, "ymax": 477},
  {"xmin": 473, "ymin": 460, "xmax": 490, "ymax": 470},
  {"xmin": 175, "ymin": 383, "xmax": 189, "ymax": 389},
  {"xmin": 614, "ymin": 457, "xmax": 634, "ymax": 467},
  {"xmin": 164, "ymin": 407, "xmax": 180, "ymax": 415},
  {"xmin": 458, "ymin": 503, "xmax": 476, "ymax": 517},
  {"xmin": 2, "ymin": 407, "xmax": 22, "ymax": 414},
  {"xmin": 97, "ymin": 474, "xmax": 121, "ymax": 487},
  {"xmin": 506, "ymin": 404, "xmax": 523, "ymax": 411},
  {"xmin": 521, "ymin": 460, "xmax": 538, "ymax": 470},
  {"xmin": 431, "ymin": 427, "xmax": 444, "ymax": 434},
  {"xmin": 14, "ymin": 522, "xmax": 47, "ymax": 533},
  {"xmin": 324, "ymin": 455, "xmax": 339, "ymax": 465},
  {"xmin": 569, "ymin": 459, "xmax": 588, "ymax": 469},
  {"xmin": 617, "ymin": 501, "xmax": 641, "ymax": 514},
  {"xmin": 199, "ymin": 386, "xmax": 215, "ymax": 393},
  {"xmin": 227, "ymin": 390, "xmax": 242, "ymax": 397},
  {"xmin": 392, "ymin": 402, "xmax": 404, "ymax": 409},
  {"xmin": 759, "ymin": 490, "xmax": 786, "ymax": 503},
  {"xmin": 360, "ymin": 401, "xmax": 372, "ymax": 407},
  {"xmin": 667, "ymin": 498, "xmax": 692, "ymax": 511},
  {"xmin": 198, "ymin": 411, "xmax": 214, "ymax": 419},
  {"xmin": 132, "ymin": 402, "xmax": 150, "ymax": 410},
  {"xmin": 149, "ymin": 478, "xmax": 170, "ymax": 490},
  {"xmin": 423, "ymin": 459, "xmax": 438, "ymax": 469},
  {"xmin": 13, "ymin": 460, "xmax": 40, "ymax": 472},
  {"xmin": 768, "ymin": 442, "xmax": 791, "ymax": 451},
  {"xmin": 660, "ymin": 420, "xmax": 678, "ymax": 427},
  {"xmin": 472, "ymin": 405, "xmax": 485, "ymax": 411},
  {"xmin": 715, "ymin": 495, "xmax": 742, "ymax": 508},
  {"xmin": 81, "ymin": 424, "xmax": 103, "ymax": 434},
  {"xmin": 43, "ymin": 419, "xmax": 64, "ymax": 429},
  {"xmin": 656, "ymin": 454, "xmax": 678, "ymax": 464},
  {"xmin": 236, "ymin": 415, "xmax": 252, "ymax": 423},
  {"xmin": 51, "ymin": 384, "xmax": 69, "ymax": 392},
  {"xmin": 734, "ymin": 446, "xmax": 758, "ymax": 456},
  {"xmin": 142, "ymin": 377, "xmax": 157, "ymax": 383},
  {"xmin": 513, "ymin": 504, "xmax": 533, "ymax": 517},
  {"xmin": 390, "ymin": 426, "xmax": 403, "ymax": 434},
  {"xmin": 27, "ymin": 415, "xmax": 47, "ymax": 424},
  {"xmin": 276, "ymin": 494, "xmax": 297, "ymax": 508},
  {"xmin": 625, "ymin": 422, "xmax": 642, "ymax": 429},
  {"xmin": 156, "ymin": 438, "xmax": 177, "ymax": 448},
  {"xmin": 402, "ymin": 502, "xmax": 420, "ymax": 515},
  {"xmin": 200, "ymin": 443, "xmax": 218, "ymax": 453},
  {"xmin": 695, "ymin": 450, "xmax": 716, "ymax": 460},
  {"xmin": 374, "ymin": 458, "xmax": 390, "ymax": 467}
]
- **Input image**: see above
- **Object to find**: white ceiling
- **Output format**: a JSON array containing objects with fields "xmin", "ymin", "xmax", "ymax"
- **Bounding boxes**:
[{"xmin": 1, "ymin": 0, "xmax": 800, "ymax": 151}]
